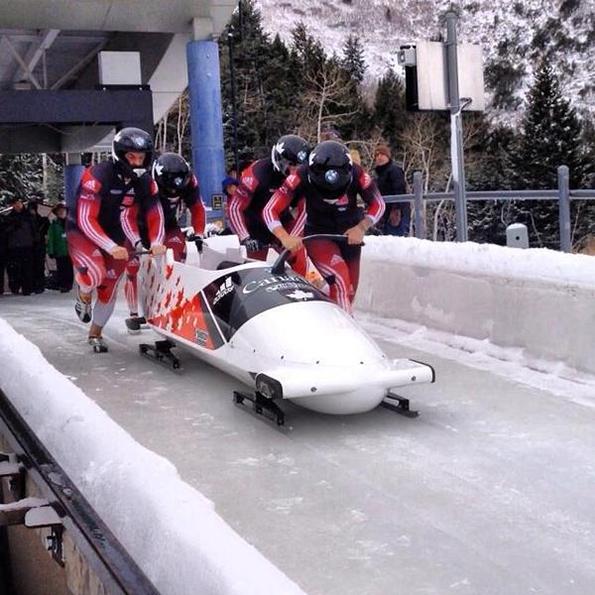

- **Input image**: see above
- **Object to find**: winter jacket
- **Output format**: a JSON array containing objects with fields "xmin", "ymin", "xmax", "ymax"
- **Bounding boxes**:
[
  {"xmin": 47, "ymin": 218, "xmax": 69, "ymax": 258},
  {"xmin": 4, "ymin": 210, "xmax": 36, "ymax": 250},
  {"xmin": 0, "ymin": 217, "xmax": 8, "ymax": 257},
  {"xmin": 374, "ymin": 160, "xmax": 410, "ymax": 233},
  {"xmin": 374, "ymin": 160, "xmax": 406, "ymax": 197},
  {"xmin": 30, "ymin": 212, "xmax": 49, "ymax": 246}
]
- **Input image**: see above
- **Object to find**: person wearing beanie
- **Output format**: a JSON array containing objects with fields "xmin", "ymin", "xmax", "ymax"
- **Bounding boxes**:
[{"xmin": 373, "ymin": 144, "xmax": 410, "ymax": 236}]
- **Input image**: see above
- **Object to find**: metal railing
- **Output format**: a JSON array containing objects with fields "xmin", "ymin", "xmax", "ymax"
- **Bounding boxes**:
[
  {"xmin": 382, "ymin": 165, "xmax": 595, "ymax": 252},
  {"xmin": 0, "ymin": 389, "xmax": 159, "ymax": 595}
]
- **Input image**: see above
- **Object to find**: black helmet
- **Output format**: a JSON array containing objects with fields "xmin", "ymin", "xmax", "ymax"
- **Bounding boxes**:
[
  {"xmin": 271, "ymin": 135, "xmax": 309, "ymax": 175},
  {"xmin": 307, "ymin": 141, "xmax": 353, "ymax": 193},
  {"xmin": 112, "ymin": 127, "xmax": 154, "ymax": 178},
  {"xmin": 152, "ymin": 153, "xmax": 192, "ymax": 198}
]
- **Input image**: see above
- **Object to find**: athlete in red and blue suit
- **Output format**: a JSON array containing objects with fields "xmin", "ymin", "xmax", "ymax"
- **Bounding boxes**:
[
  {"xmin": 124, "ymin": 152, "xmax": 206, "ymax": 321},
  {"xmin": 66, "ymin": 128, "xmax": 165, "ymax": 349},
  {"xmin": 228, "ymin": 135, "xmax": 309, "ymax": 276},
  {"xmin": 263, "ymin": 140, "xmax": 385, "ymax": 314}
]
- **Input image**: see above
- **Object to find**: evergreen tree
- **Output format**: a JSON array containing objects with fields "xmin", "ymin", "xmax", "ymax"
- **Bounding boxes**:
[
  {"xmin": 0, "ymin": 154, "xmax": 43, "ymax": 207},
  {"xmin": 218, "ymin": 0, "xmax": 275, "ymax": 166},
  {"xmin": 466, "ymin": 122, "xmax": 518, "ymax": 244},
  {"xmin": 514, "ymin": 61, "xmax": 587, "ymax": 189},
  {"xmin": 290, "ymin": 23, "xmax": 326, "ymax": 83},
  {"xmin": 373, "ymin": 69, "xmax": 407, "ymax": 149},
  {"xmin": 511, "ymin": 60, "xmax": 589, "ymax": 248},
  {"xmin": 467, "ymin": 124, "xmax": 517, "ymax": 192},
  {"xmin": 342, "ymin": 35, "xmax": 366, "ymax": 85},
  {"xmin": 261, "ymin": 34, "xmax": 302, "ymax": 143}
]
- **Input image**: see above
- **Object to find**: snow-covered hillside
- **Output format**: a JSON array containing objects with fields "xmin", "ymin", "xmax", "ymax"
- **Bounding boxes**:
[{"xmin": 256, "ymin": 0, "xmax": 594, "ymax": 117}]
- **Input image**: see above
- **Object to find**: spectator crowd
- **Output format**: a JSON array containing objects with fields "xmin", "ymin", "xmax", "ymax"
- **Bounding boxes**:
[{"xmin": 0, "ymin": 195, "xmax": 73, "ymax": 296}]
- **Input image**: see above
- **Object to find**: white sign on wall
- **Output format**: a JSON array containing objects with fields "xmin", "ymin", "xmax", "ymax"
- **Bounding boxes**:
[{"xmin": 98, "ymin": 51, "xmax": 142, "ymax": 86}]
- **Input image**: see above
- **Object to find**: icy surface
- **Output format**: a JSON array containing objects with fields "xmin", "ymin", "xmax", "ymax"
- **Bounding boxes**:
[
  {"xmin": 357, "ymin": 313, "xmax": 595, "ymax": 409},
  {"xmin": 2, "ymin": 291, "xmax": 595, "ymax": 594},
  {"xmin": 0, "ymin": 314, "xmax": 304, "ymax": 595}
]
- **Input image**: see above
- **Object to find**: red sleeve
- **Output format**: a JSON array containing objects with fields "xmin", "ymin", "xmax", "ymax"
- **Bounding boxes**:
[
  {"xmin": 358, "ymin": 168, "xmax": 385, "ymax": 225},
  {"xmin": 77, "ymin": 168, "xmax": 117, "ymax": 252},
  {"xmin": 184, "ymin": 175, "xmax": 206, "ymax": 235},
  {"xmin": 287, "ymin": 198, "xmax": 306, "ymax": 237},
  {"xmin": 263, "ymin": 173, "xmax": 301, "ymax": 232},
  {"xmin": 229, "ymin": 166, "xmax": 258, "ymax": 240},
  {"xmin": 145, "ymin": 179, "xmax": 165, "ymax": 246},
  {"xmin": 121, "ymin": 203, "xmax": 141, "ymax": 246}
]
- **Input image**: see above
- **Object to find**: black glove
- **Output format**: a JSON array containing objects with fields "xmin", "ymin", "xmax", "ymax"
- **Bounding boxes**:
[{"xmin": 241, "ymin": 237, "xmax": 263, "ymax": 252}]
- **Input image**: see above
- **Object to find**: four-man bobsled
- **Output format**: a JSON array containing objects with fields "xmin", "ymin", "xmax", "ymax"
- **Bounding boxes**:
[{"xmin": 137, "ymin": 235, "xmax": 434, "ymax": 418}]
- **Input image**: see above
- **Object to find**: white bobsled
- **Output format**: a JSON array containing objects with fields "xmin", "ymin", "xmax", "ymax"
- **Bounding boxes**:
[{"xmin": 137, "ymin": 235, "xmax": 434, "ymax": 416}]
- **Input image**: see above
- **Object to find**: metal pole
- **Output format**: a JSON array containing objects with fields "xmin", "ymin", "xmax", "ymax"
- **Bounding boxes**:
[
  {"xmin": 445, "ymin": 11, "xmax": 468, "ymax": 242},
  {"xmin": 186, "ymin": 39, "xmax": 226, "ymax": 216},
  {"xmin": 413, "ymin": 171, "xmax": 426, "ymax": 239},
  {"xmin": 558, "ymin": 165, "xmax": 571, "ymax": 252},
  {"xmin": 228, "ymin": 28, "xmax": 239, "ymax": 175}
]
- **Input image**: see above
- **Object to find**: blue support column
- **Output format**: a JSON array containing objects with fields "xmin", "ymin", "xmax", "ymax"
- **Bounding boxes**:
[
  {"xmin": 186, "ymin": 40, "xmax": 226, "ymax": 219},
  {"xmin": 64, "ymin": 163, "xmax": 85, "ymax": 213}
]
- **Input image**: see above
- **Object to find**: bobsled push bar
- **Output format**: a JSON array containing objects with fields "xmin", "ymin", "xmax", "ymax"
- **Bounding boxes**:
[
  {"xmin": 139, "ymin": 339, "xmax": 181, "ymax": 370},
  {"xmin": 271, "ymin": 233, "xmax": 361, "ymax": 275}
]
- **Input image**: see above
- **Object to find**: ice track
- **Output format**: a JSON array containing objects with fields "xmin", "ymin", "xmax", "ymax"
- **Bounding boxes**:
[{"xmin": 2, "ymin": 291, "xmax": 595, "ymax": 595}]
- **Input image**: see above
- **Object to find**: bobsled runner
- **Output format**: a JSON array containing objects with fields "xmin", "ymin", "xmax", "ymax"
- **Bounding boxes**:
[{"xmin": 137, "ymin": 235, "xmax": 435, "ymax": 422}]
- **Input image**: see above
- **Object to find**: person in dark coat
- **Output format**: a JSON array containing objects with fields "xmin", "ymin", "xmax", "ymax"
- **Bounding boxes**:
[
  {"xmin": 28, "ymin": 198, "xmax": 49, "ymax": 293},
  {"xmin": 373, "ymin": 144, "xmax": 410, "ymax": 236},
  {"xmin": 47, "ymin": 203, "xmax": 73, "ymax": 292},
  {"xmin": 4, "ymin": 197, "xmax": 36, "ymax": 295},
  {"xmin": 0, "ymin": 211, "xmax": 7, "ymax": 294}
]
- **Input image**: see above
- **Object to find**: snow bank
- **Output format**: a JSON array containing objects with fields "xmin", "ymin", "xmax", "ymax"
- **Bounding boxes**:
[
  {"xmin": 356, "ymin": 237, "xmax": 595, "ymax": 374},
  {"xmin": 0, "ymin": 318, "xmax": 305, "ymax": 595}
]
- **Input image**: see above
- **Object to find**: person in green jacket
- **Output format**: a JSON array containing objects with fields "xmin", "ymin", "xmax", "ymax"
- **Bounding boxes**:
[{"xmin": 47, "ymin": 203, "xmax": 73, "ymax": 292}]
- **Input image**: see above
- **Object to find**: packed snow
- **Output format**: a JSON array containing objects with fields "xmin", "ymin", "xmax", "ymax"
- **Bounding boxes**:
[
  {"xmin": 361, "ymin": 236, "xmax": 595, "ymax": 288},
  {"xmin": 0, "ymin": 318, "xmax": 305, "ymax": 595},
  {"xmin": 357, "ymin": 237, "xmax": 595, "ymax": 375}
]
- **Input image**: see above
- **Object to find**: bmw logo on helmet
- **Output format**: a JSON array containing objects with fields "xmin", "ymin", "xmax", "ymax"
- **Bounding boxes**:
[
  {"xmin": 297, "ymin": 149, "xmax": 308, "ymax": 163},
  {"xmin": 325, "ymin": 170, "xmax": 339, "ymax": 184},
  {"xmin": 132, "ymin": 134, "xmax": 147, "ymax": 149}
]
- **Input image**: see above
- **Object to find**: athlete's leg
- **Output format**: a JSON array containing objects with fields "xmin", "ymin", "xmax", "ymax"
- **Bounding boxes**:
[
  {"xmin": 340, "ymin": 243, "xmax": 362, "ymax": 305},
  {"xmin": 67, "ymin": 229, "xmax": 106, "ymax": 294},
  {"xmin": 124, "ymin": 257, "xmax": 140, "ymax": 316},
  {"xmin": 91, "ymin": 250, "xmax": 128, "ymax": 334},
  {"xmin": 306, "ymin": 239, "xmax": 353, "ymax": 313},
  {"xmin": 67, "ymin": 229, "xmax": 106, "ymax": 322}
]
